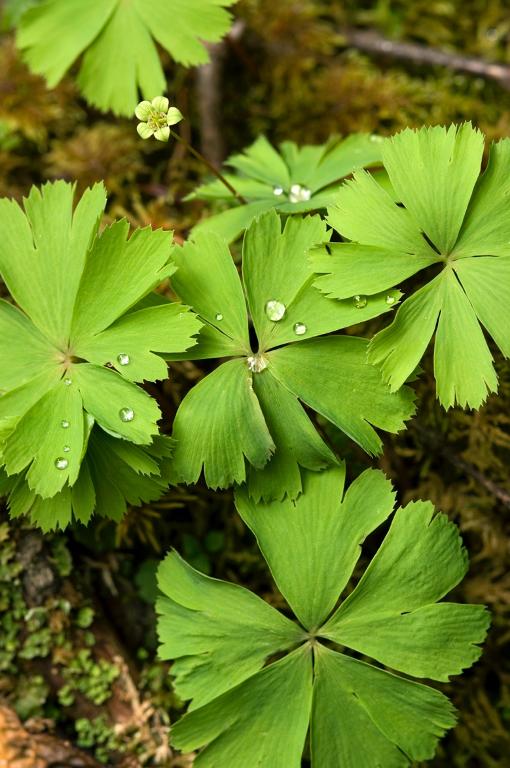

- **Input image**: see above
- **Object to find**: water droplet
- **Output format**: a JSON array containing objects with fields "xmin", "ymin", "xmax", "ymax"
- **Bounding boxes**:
[
  {"xmin": 63, "ymin": 446, "xmax": 70, "ymax": 453},
  {"xmin": 215, "ymin": 313, "xmax": 223, "ymax": 321},
  {"xmin": 119, "ymin": 407, "xmax": 135, "ymax": 423},
  {"xmin": 265, "ymin": 299, "xmax": 286, "ymax": 322},
  {"xmin": 386, "ymin": 294, "xmax": 396, "ymax": 305},
  {"xmin": 353, "ymin": 295, "xmax": 367, "ymax": 309},
  {"xmin": 273, "ymin": 186, "xmax": 284, "ymax": 196},
  {"xmin": 247, "ymin": 354, "xmax": 268, "ymax": 373},
  {"xmin": 370, "ymin": 134, "xmax": 384, "ymax": 143},
  {"xmin": 289, "ymin": 184, "xmax": 312, "ymax": 203},
  {"xmin": 64, "ymin": 378, "xmax": 72, "ymax": 386},
  {"xmin": 61, "ymin": 420, "xmax": 70, "ymax": 429},
  {"xmin": 293, "ymin": 322, "xmax": 307, "ymax": 336},
  {"xmin": 117, "ymin": 353, "xmax": 130, "ymax": 366},
  {"xmin": 55, "ymin": 457, "xmax": 69, "ymax": 470}
]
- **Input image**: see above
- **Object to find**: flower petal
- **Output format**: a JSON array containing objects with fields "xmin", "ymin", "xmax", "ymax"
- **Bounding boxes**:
[
  {"xmin": 154, "ymin": 125, "xmax": 170, "ymax": 142},
  {"xmin": 152, "ymin": 95, "xmax": 169, "ymax": 112},
  {"xmin": 135, "ymin": 100, "xmax": 152, "ymax": 120},
  {"xmin": 137, "ymin": 122, "xmax": 154, "ymax": 139},
  {"xmin": 167, "ymin": 107, "xmax": 184, "ymax": 126}
]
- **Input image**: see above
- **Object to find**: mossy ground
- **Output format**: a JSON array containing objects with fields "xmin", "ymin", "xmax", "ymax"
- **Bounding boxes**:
[{"xmin": 1, "ymin": 1, "xmax": 509, "ymax": 765}]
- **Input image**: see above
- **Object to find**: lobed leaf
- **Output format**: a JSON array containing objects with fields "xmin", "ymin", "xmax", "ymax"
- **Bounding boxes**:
[
  {"xmin": 236, "ymin": 466, "xmax": 396, "ymax": 629},
  {"xmin": 311, "ymin": 646, "xmax": 457, "ymax": 767},
  {"xmin": 157, "ymin": 551, "xmax": 304, "ymax": 708},
  {"xmin": 268, "ymin": 336, "xmax": 416, "ymax": 456},
  {"xmin": 171, "ymin": 647, "xmax": 312, "ymax": 768},
  {"xmin": 321, "ymin": 500, "xmax": 490, "ymax": 680},
  {"xmin": 170, "ymin": 360, "xmax": 274, "ymax": 488},
  {"xmin": 17, "ymin": 0, "xmax": 237, "ymax": 115}
]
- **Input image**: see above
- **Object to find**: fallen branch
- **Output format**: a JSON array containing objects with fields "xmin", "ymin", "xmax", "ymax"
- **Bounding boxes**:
[{"xmin": 343, "ymin": 29, "xmax": 510, "ymax": 91}]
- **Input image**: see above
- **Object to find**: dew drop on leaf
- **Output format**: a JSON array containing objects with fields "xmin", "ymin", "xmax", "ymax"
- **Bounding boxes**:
[
  {"xmin": 215, "ymin": 313, "xmax": 223, "ymax": 321},
  {"xmin": 386, "ymin": 294, "xmax": 396, "ymax": 305},
  {"xmin": 117, "ymin": 353, "xmax": 130, "ymax": 366},
  {"xmin": 265, "ymin": 299, "xmax": 286, "ymax": 322},
  {"xmin": 289, "ymin": 184, "xmax": 312, "ymax": 203},
  {"xmin": 119, "ymin": 407, "xmax": 135, "ymax": 422},
  {"xmin": 61, "ymin": 420, "xmax": 70, "ymax": 429},
  {"xmin": 247, "ymin": 354, "xmax": 268, "ymax": 373},
  {"xmin": 54, "ymin": 457, "xmax": 69, "ymax": 470},
  {"xmin": 353, "ymin": 295, "xmax": 367, "ymax": 309},
  {"xmin": 273, "ymin": 186, "xmax": 284, "ymax": 196},
  {"xmin": 293, "ymin": 322, "xmax": 307, "ymax": 336},
  {"xmin": 63, "ymin": 446, "xmax": 70, "ymax": 453},
  {"xmin": 64, "ymin": 378, "xmax": 72, "ymax": 386}
]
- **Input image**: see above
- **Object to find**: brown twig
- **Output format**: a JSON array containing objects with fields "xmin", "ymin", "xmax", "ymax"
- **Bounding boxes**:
[
  {"xmin": 343, "ymin": 29, "xmax": 510, "ymax": 91},
  {"xmin": 414, "ymin": 424, "xmax": 510, "ymax": 510},
  {"xmin": 195, "ymin": 43, "xmax": 226, "ymax": 168}
]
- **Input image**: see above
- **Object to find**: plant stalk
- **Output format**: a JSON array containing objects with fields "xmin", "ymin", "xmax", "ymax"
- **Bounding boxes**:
[{"xmin": 169, "ymin": 129, "xmax": 247, "ymax": 204}]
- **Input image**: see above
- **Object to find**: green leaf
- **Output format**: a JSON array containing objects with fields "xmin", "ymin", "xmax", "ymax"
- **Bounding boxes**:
[
  {"xmin": 192, "ymin": 199, "xmax": 276, "ymax": 243},
  {"xmin": 434, "ymin": 269, "xmax": 497, "ymax": 409},
  {"xmin": 170, "ymin": 360, "xmax": 274, "ymax": 488},
  {"xmin": 157, "ymin": 551, "xmax": 304, "ymax": 708},
  {"xmin": 74, "ymin": 303, "xmax": 201, "ymax": 382},
  {"xmin": 0, "ymin": 300, "xmax": 57, "ymax": 391},
  {"xmin": 268, "ymin": 336, "xmax": 415, "ymax": 456},
  {"xmin": 368, "ymin": 276, "xmax": 443, "ymax": 392},
  {"xmin": 135, "ymin": 0, "xmax": 237, "ymax": 68},
  {"xmin": 327, "ymin": 170, "xmax": 435, "ymax": 258},
  {"xmin": 170, "ymin": 232, "xmax": 250, "ymax": 355},
  {"xmin": 0, "ymin": 181, "xmax": 106, "ymax": 345},
  {"xmin": 76, "ymin": 0, "xmax": 164, "ymax": 116},
  {"xmin": 16, "ymin": 0, "xmax": 117, "ymax": 87},
  {"xmin": 171, "ymin": 647, "xmax": 313, "ymax": 768},
  {"xmin": 311, "ymin": 646, "xmax": 457, "ymax": 767},
  {"xmin": 159, "ymin": 467, "xmax": 488, "ymax": 766},
  {"xmin": 4, "ymin": 428, "xmax": 173, "ymax": 530},
  {"xmin": 193, "ymin": 134, "xmax": 383, "ymax": 242},
  {"xmin": 243, "ymin": 211, "xmax": 397, "ymax": 350},
  {"xmin": 228, "ymin": 135, "xmax": 291, "ymax": 187},
  {"xmin": 322, "ymin": 124, "xmax": 510, "ymax": 408},
  {"xmin": 311, "ymin": 243, "xmax": 439, "ymax": 300},
  {"xmin": 321, "ymin": 500, "xmax": 490, "ymax": 680},
  {"xmin": 0, "ymin": 181, "xmax": 201, "ymax": 515},
  {"xmin": 0, "ymin": 369, "xmax": 62, "ymax": 423},
  {"xmin": 73, "ymin": 364, "xmax": 161, "ymax": 445},
  {"xmin": 236, "ymin": 467, "xmax": 396, "ymax": 628},
  {"xmin": 306, "ymin": 133, "xmax": 384, "ymax": 191},
  {"xmin": 17, "ymin": 0, "xmax": 237, "ymax": 116},
  {"xmin": 454, "ymin": 255, "xmax": 510, "ymax": 356},
  {"xmin": 2, "ymin": 379, "xmax": 84, "ymax": 498},
  {"xmin": 382, "ymin": 124, "xmax": 484, "ymax": 254},
  {"xmin": 246, "ymin": 371, "xmax": 338, "ymax": 502},
  {"xmin": 454, "ymin": 139, "xmax": 510, "ymax": 258},
  {"xmin": 242, "ymin": 211, "xmax": 330, "ymax": 349},
  {"xmin": 71, "ymin": 221, "xmax": 175, "ymax": 341}
]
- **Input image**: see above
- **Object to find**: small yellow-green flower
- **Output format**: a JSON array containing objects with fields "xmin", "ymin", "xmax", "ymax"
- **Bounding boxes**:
[{"xmin": 135, "ymin": 97, "xmax": 183, "ymax": 142}]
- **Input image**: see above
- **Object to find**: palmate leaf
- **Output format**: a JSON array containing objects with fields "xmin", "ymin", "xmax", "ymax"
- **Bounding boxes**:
[
  {"xmin": 315, "ymin": 124, "xmax": 510, "ymax": 408},
  {"xmin": 0, "ymin": 180, "xmax": 201, "ymax": 527},
  {"xmin": 16, "ymin": 0, "xmax": 237, "ymax": 115},
  {"xmin": 191, "ymin": 134, "xmax": 384, "ymax": 242},
  {"xmin": 2, "ymin": 428, "xmax": 174, "ymax": 532},
  {"xmin": 157, "ymin": 467, "xmax": 489, "ymax": 767},
  {"xmin": 168, "ymin": 210, "xmax": 413, "ymax": 500}
]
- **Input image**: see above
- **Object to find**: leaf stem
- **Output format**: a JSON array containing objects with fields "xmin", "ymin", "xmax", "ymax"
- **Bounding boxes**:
[{"xmin": 169, "ymin": 129, "xmax": 247, "ymax": 204}]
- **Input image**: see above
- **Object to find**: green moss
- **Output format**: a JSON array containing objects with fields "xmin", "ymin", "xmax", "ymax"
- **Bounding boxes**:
[{"xmin": 58, "ymin": 648, "xmax": 120, "ymax": 707}]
